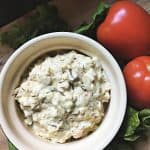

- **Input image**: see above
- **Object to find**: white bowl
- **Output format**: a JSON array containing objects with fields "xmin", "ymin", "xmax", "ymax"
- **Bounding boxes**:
[{"xmin": 0, "ymin": 32, "xmax": 126, "ymax": 150}]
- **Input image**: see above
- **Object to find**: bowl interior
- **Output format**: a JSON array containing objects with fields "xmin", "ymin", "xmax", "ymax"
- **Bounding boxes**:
[{"xmin": 0, "ymin": 33, "xmax": 126, "ymax": 150}]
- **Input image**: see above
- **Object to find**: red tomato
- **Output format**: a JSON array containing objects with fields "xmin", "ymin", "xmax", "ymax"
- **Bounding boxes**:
[
  {"xmin": 123, "ymin": 56, "xmax": 150, "ymax": 109},
  {"xmin": 97, "ymin": 0, "xmax": 150, "ymax": 60}
]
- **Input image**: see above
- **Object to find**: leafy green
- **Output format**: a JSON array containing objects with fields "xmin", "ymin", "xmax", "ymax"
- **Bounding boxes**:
[
  {"xmin": 74, "ymin": 1, "xmax": 109, "ymax": 39},
  {"xmin": 75, "ymin": 23, "xmax": 93, "ymax": 34},
  {"xmin": 105, "ymin": 107, "xmax": 150, "ymax": 149},
  {"xmin": 124, "ymin": 134, "xmax": 140, "ymax": 142},
  {"xmin": 123, "ymin": 107, "xmax": 140, "ymax": 141},
  {"xmin": 0, "ymin": 3, "xmax": 69, "ymax": 49},
  {"xmin": 8, "ymin": 141, "xmax": 17, "ymax": 150},
  {"xmin": 111, "ymin": 107, "xmax": 150, "ymax": 143},
  {"xmin": 0, "ymin": 1, "xmax": 108, "ymax": 49},
  {"xmin": 139, "ymin": 109, "xmax": 150, "ymax": 129},
  {"xmin": 123, "ymin": 107, "xmax": 150, "ymax": 141}
]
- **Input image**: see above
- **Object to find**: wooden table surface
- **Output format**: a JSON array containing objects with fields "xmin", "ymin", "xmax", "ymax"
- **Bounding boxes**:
[{"xmin": 0, "ymin": 0, "xmax": 150, "ymax": 149}]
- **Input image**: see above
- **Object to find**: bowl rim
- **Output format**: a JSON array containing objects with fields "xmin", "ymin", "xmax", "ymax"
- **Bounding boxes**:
[{"xmin": 0, "ymin": 32, "xmax": 127, "ymax": 150}]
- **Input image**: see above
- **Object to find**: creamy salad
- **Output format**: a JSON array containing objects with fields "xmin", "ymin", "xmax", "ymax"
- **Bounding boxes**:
[{"xmin": 14, "ymin": 51, "xmax": 111, "ymax": 143}]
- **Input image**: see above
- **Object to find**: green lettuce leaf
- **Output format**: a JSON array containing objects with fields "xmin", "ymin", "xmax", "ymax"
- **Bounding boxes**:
[
  {"xmin": 139, "ymin": 109, "xmax": 150, "ymax": 128},
  {"xmin": 74, "ymin": 1, "xmax": 109, "ymax": 39},
  {"xmin": 0, "ymin": 3, "xmax": 69, "ymax": 49},
  {"xmin": 106, "ymin": 107, "xmax": 150, "ymax": 149},
  {"xmin": 121, "ymin": 107, "xmax": 150, "ymax": 142},
  {"xmin": 8, "ymin": 141, "xmax": 17, "ymax": 150},
  {"xmin": 124, "ymin": 134, "xmax": 140, "ymax": 142},
  {"xmin": 124, "ymin": 107, "xmax": 140, "ymax": 138}
]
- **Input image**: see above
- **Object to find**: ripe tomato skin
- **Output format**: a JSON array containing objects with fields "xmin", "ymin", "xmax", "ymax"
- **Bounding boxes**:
[
  {"xmin": 123, "ymin": 56, "xmax": 150, "ymax": 109},
  {"xmin": 97, "ymin": 0, "xmax": 150, "ymax": 60}
]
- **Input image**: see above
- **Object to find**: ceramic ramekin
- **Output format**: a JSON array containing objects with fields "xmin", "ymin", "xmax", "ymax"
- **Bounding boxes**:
[{"xmin": 0, "ymin": 32, "xmax": 126, "ymax": 150}]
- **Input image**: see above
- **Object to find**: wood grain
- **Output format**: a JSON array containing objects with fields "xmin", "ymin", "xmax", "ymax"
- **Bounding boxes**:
[{"xmin": 0, "ymin": 0, "xmax": 150, "ymax": 150}]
